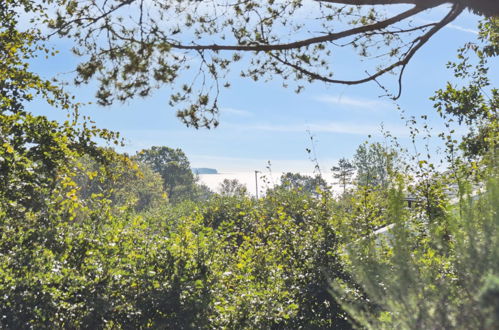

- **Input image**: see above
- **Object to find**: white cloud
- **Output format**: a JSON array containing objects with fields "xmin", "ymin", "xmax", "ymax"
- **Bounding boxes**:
[
  {"xmin": 314, "ymin": 95, "xmax": 390, "ymax": 110},
  {"xmin": 221, "ymin": 107, "xmax": 253, "ymax": 117},
  {"xmin": 229, "ymin": 121, "xmax": 408, "ymax": 137},
  {"xmin": 446, "ymin": 24, "xmax": 478, "ymax": 34},
  {"xmin": 417, "ymin": 18, "xmax": 478, "ymax": 35}
]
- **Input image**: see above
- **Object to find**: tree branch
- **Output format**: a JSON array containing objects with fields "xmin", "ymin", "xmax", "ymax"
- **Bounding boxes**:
[
  {"xmin": 48, "ymin": 0, "xmax": 136, "ymax": 37},
  {"xmin": 318, "ymin": 0, "xmax": 499, "ymax": 17},
  {"xmin": 316, "ymin": 0, "xmax": 445, "ymax": 6},
  {"xmin": 169, "ymin": 5, "xmax": 431, "ymax": 52},
  {"xmin": 269, "ymin": 3, "xmax": 464, "ymax": 99}
]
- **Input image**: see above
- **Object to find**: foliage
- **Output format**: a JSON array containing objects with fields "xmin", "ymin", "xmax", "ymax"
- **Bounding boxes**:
[
  {"xmin": 0, "ymin": 173, "xmax": 357, "ymax": 328},
  {"xmin": 0, "ymin": 0, "xmax": 120, "ymax": 222},
  {"xmin": 1, "ymin": 0, "xmax": 70, "ymax": 114},
  {"xmin": 353, "ymin": 142, "xmax": 397, "ymax": 189},
  {"xmin": 218, "ymin": 178, "xmax": 248, "ymax": 197},
  {"xmin": 334, "ymin": 153, "xmax": 498, "ymax": 329},
  {"xmin": 191, "ymin": 182, "xmax": 216, "ymax": 202},
  {"xmin": 75, "ymin": 154, "xmax": 168, "ymax": 212},
  {"xmin": 336, "ymin": 188, "xmax": 389, "ymax": 241},
  {"xmin": 274, "ymin": 172, "xmax": 330, "ymax": 197},
  {"xmin": 2, "ymin": 1, "xmax": 498, "ymax": 328},
  {"xmin": 331, "ymin": 20, "xmax": 499, "ymax": 329},
  {"xmin": 332, "ymin": 158, "xmax": 355, "ymax": 194},
  {"xmin": 0, "ymin": 2, "xmax": 163, "ymax": 327},
  {"xmin": 432, "ymin": 18, "xmax": 498, "ymax": 158},
  {"xmin": 135, "ymin": 146, "xmax": 197, "ymax": 203},
  {"xmin": 0, "ymin": 202, "xmax": 219, "ymax": 328},
  {"xmin": 198, "ymin": 188, "xmax": 353, "ymax": 329}
]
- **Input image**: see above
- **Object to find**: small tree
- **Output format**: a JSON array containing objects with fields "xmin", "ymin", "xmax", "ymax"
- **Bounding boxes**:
[
  {"xmin": 218, "ymin": 178, "xmax": 248, "ymax": 197},
  {"xmin": 191, "ymin": 182, "xmax": 215, "ymax": 202},
  {"xmin": 277, "ymin": 172, "xmax": 329, "ymax": 196}
]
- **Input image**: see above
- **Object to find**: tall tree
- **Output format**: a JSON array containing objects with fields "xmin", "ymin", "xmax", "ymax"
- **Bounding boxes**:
[
  {"xmin": 41, "ymin": 0, "xmax": 498, "ymax": 127},
  {"xmin": 135, "ymin": 146, "xmax": 196, "ymax": 202},
  {"xmin": 332, "ymin": 158, "xmax": 355, "ymax": 194},
  {"xmin": 353, "ymin": 142, "xmax": 397, "ymax": 188}
]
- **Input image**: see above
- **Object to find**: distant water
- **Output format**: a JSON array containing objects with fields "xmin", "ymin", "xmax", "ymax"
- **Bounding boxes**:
[{"xmin": 197, "ymin": 172, "xmax": 344, "ymax": 196}]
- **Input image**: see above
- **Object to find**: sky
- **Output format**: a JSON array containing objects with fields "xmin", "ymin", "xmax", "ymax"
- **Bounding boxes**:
[{"xmin": 28, "ymin": 3, "xmax": 497, "ymax": 177}]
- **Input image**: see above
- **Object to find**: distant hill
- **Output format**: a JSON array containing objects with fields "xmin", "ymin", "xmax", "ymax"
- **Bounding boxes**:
[{"xmin": 193, "ymin": 168, "xmax": 218, "ymax": 174}]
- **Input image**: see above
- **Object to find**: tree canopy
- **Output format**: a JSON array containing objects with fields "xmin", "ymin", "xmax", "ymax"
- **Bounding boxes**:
[
  {"xmin": 36, "ymin": 0, "xmax": 497, "ymax": 128},
  {"xmin": 353, "ymin": 142, "xmax": 397, "ymax": 188},
  {"xmin": 332, "ymin": 158, "xmax": 355, "ymax": 193},
  {"xmin": 276, "ymin": 172, "xmax": 330, "ymax": 196},
  {"xmin": 135, "ymin": 146, "xmax": 197, "ymax": 202},
  {"xmin": 218, "ymin": 178, "xmax": 248, "ymax": 197}
]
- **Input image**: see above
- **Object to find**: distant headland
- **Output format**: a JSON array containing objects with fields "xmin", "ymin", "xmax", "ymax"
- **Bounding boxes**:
[{"xmin": 192, "ymin": 168, "xmax": 218, "ymax": 175}]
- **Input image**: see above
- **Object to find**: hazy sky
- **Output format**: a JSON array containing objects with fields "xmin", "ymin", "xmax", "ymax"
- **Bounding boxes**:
[{"xmin": 29, "ymin": 4, "xmax": 497, "ymax": 173}]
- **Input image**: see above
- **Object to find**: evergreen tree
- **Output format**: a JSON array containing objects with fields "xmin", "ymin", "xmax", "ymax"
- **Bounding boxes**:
[{"xmin": 332, "ymin": 158, "xmax": 355, "ymax": 194}]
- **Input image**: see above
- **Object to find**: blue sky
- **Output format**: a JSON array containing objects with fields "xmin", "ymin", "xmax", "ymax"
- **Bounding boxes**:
[{"xmin": 29, "ymin": 4, "xmax": 497, "ymax": 173}]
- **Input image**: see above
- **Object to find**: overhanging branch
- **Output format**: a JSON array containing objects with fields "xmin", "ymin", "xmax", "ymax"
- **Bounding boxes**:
[
  {"xmin": 316, "ymin": 0, "xmax": 444, "ymax": 6},
  {"xmin": 269, "ymin": 3, "xmax": 464, "ymax": 99},
  {"xmin": 169, "ymin": 5, "xmax": 430, "ymax": 52}
]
